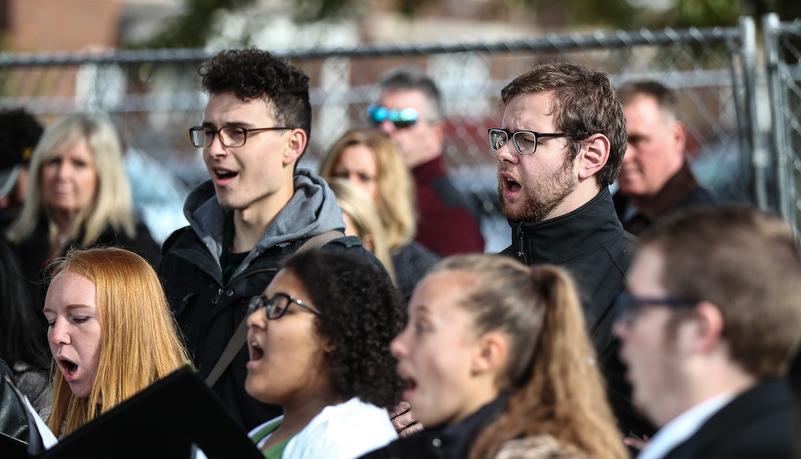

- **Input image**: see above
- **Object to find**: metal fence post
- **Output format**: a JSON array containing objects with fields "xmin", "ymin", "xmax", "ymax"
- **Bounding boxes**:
[{"xmin": 739, "ymin": 16, "xmax": 768, "ymax": 210}]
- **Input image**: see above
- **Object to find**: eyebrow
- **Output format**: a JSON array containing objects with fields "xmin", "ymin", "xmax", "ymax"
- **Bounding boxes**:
[{"xmin": 201, "ymin": 121, "xmax": 255, "ymax": 128}]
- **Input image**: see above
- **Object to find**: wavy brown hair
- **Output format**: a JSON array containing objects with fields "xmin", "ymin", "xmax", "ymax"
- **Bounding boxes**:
[
  {"xmin": 46, "ymin": 247, "xmax": 188, "ymax": 436},
  {"xmin": 431, "ymin": 255, "xmax": 626, "ymax": 459},
  {"xmin": 320, "ymin": 129, "xmax": 416, "ymax": 252}
]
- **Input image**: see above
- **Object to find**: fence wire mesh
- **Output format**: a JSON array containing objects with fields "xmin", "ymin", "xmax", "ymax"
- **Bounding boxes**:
[
  {"xmin": 765, "ymin": 15, "xmax": 801, "ymax": 240},
  {"xmin": 0, "ymin": 21, "xmax": 758, "ymax": 250}
]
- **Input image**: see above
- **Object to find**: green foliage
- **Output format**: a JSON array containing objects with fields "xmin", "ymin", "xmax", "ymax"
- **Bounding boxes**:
[{"xmin": 136, "ymin": 0, "xmax": 258, "ymax": 49}]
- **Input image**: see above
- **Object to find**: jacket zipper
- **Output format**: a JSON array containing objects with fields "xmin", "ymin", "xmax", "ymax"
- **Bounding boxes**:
[{"xmin": 517, "ymin": 226, "xmax": 528, "ymax": 265}]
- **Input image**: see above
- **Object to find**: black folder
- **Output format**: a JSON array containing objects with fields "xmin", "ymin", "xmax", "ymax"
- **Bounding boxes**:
[{"xmin": 2, "ymin": 364, "xmax": 263, "ymax": 459}]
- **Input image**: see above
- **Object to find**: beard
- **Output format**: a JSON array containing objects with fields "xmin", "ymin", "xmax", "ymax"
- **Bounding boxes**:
[{"xmin": 499, "ymin": 153, "xmax": 578, "ymax": 223}]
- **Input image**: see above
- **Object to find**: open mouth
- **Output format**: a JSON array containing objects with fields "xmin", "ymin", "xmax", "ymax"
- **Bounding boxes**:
[
  {"xmin": 214, "ymin": 169, "xmax": 238, "ymax": 180},
  {"xmin": 249, "ymin": 340, "xmax": 264, "ymax": 362},
  {"xmin": 505, "ymin": 177, "xmax": 522, "ymax": 193},
  {"xmin": 59, "ymin": 358, "xmax": 78, "ymax": 376}
]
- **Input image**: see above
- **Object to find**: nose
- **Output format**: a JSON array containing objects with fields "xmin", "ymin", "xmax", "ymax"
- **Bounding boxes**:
[
  {"xmin": 622, "ymin": 142, "xmax": 636, "ymax": 163},
  {"xmin": 246, "ymin": 308, "xmax": 267, "ymax": 330},
  {"xmin": 389, "ymin": 329, "xmax": 409, "ymax": 359},
  {"xmin": 494, "ymin": 140, "xmax": 518, "ymax": 164},
  {"xmin": 55, "ymin": 161, "xmax": 70, "ymax": 179},
  {"xmin": 206, "ymin": 131, "xmax": 227, "ymax": 159},
  {"xmin": 377, "ymin": 119, "xmax": 396, "ymax": 135},
  {"xmin": 49, "ymin": 318, "xmax": 70, "ymax": 345},
  {"xmin": 613, "ymin": 319, "xmax": 630, "ymax": 340}
]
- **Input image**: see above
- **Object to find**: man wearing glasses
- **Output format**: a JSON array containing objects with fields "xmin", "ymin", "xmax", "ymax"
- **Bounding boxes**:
[
  {"xmin": 372, "ymin": 67, "xmax": 484, "ymax": 257},
  {"xmin": 159, "ymin": 49, "xmax": 369, "ymax": 431},
  {"xmin": 615, "ymin": 206, "xmax": 801, "ymax": 458},
  {"xmin": 490, "ymin": 63, "xmax": 646, "ymax": 440}
]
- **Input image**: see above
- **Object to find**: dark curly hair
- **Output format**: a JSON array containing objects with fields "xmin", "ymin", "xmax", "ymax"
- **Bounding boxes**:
[
  {"xmin": 281, "ymin": 248, "xmax": 405, "ymax": 410},
  {"xmin": 199, "ymin": 48, "xmax": 312, "ymax": 148}
]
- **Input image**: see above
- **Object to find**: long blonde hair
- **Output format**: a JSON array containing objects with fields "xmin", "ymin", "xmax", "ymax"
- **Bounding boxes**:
[
  {"xmin": 328, "ymin": 178, "xmax": 396, "ymax": 283},
  {"xmin": 432, "ymin": 255, "xmax": 626, "ymax": 459},
  {"xmin": 46, "ymin": 247, "xmax": 188, "ymax": 436},
  {"xmin": 7, "ymin": 113, "xmax": 136, "ymax": 247},
  {"xmin": 319, "ymin": 129, "xmax": 416, "ymax": 251}
]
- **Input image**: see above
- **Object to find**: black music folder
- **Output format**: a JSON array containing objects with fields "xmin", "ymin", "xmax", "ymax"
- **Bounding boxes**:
[{"xmin": 1, "ymin": 364, "xmax": 263, "ymax": 459}]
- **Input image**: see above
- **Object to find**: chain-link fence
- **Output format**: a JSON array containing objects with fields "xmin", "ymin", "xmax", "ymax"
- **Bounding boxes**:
[
  {"xmin": 765, "ymin": 14, "xmax": 801, "ymax": 239},
  {"xmin": 0, "ymin": 18, "xmax": 772, "ymax": 249}
]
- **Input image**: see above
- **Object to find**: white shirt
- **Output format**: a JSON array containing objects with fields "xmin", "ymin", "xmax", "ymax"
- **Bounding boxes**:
[
  {"xmin": 249, "ymin": 397, "xmax": 397, "ymax": 459},
  {"xmin": 637, "ymin": 391, "xmax": 735, "ymax": 459}
]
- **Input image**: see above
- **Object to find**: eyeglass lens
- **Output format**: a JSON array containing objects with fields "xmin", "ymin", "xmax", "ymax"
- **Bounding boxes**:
[
  {"xmin": 488, "ymin": 129, "xmax": 538, "ymax": 154},
  {"xmin": 190, "ymin": 127, "xmax": 249, "ymax": 148}
]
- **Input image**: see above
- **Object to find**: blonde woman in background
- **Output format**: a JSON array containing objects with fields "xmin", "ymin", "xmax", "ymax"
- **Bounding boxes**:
[
  {"xmin": 320, "ymin": 129, "xmax": 439, "ymax": 298},
  {"xmin": 44, "ymin": 247, "xmax": 188, "ymax": 436},
  {"xmin": 328, "ymin": 178, "xmax": 396, "ymax": 283},
  {"xmin": 7, "ymin": 113, "xmax": 160, "ymax": 311}
]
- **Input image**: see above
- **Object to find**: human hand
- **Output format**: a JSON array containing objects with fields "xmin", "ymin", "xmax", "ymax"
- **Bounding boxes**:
[
  {"xmin": 390, "ymin": 401, "xmax": 423, "ymax": 438},
  {"xmin": 623, "ymin": 433, "xmax": 649, "ymax": 451}
]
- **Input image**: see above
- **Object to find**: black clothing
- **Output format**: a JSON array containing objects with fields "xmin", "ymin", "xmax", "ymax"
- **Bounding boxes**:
[
  {"xmin": 360, "ymin": 395, "xmax": 507, "ymax": 459},
  {"xmin": 391, "ymin": 241, "xmax": 441, "ymax": 300},
  {"xmin": 0, "ymin": 358, "xmax": 28, "ymax": 444},
  {"xmin": 500, "ymin": 187, "xmax": 653, "ymax": 438},
  {"xmin": 613, "ymin": 161, "xmax": 718, "ymax": 236},
  {"xmin": 663, "ymin": 379, "xmax": 796, "ymax": 459},
  {"xmin": 10, "ymin": 216, "xmax": 161, "ymax": 339}
]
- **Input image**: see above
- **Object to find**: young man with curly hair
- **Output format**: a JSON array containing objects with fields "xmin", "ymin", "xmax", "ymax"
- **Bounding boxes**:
[{"xmin": 159, "ymin": 49, "xmax": 372, "ymax": 430}]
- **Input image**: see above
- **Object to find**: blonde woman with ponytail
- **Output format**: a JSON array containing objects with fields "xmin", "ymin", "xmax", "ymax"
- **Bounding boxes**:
[{"xmin": 361, "ymin": 254, "xmax": 626, "ymax": 459}]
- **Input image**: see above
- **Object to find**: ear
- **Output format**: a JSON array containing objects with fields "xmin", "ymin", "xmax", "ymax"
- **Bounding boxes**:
[
  {"xmin": 576, "ymin": 133, "xmax": 610, "ymax": 181},
  {"xmin": 283, "ymin": 128, "xmax": 307, "ymax": 166},
  {"xmin": 470, "ymin": 331, "xmax": 508, "ymax": 376},
  {"xmin": 361, "ymin": 233, "xmax": 375, "ymax": 253},
  {"xmin": 672, "ymin": 120, "xmax": 687, "ymax": 153},
  {"xmin": 425, "ymin": 121, "xmax": 445, "ymax": 152},
  {"xmin": 690, "ymin": 301, "xmax": 725, "ymax": 354}
]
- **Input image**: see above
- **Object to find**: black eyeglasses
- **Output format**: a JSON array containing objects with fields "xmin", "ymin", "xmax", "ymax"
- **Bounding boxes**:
[
  {"xmin": 247, "ymin": 293, "xmax": 322, "ymax": 320},
  {"xmin": 488, "ymin": 128, "xmax": 568, "ymax": 155},
  {"xmin": 614, "ymin": 291, "xmax": 698, "ymax": 328},
  {"xmin": 367, "ymin": 104, "xmax": 419, "ymax": 129},
  {"xmin": 189, "ymin": 126, "xmax": 292, "ymax": 148}
]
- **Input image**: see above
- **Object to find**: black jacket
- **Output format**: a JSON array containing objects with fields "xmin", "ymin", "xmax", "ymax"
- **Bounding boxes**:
[
  {"xmin": 663, "ymin": 379, "xmax": 797, "ymax": 459},
  {"xmin": 0, "ymin": 358, "xmax": 27, "ymax": 444},
  {"xmin": 11, "ymin": 216, "xmax": 161, "ymax": 343},
  {"xmin": 360, "ymin": 396, "xmax": 507, "ymax": 459},
  {"xmin": 499, "ymin": 187, "xmax": 652, "ymax": 438}
]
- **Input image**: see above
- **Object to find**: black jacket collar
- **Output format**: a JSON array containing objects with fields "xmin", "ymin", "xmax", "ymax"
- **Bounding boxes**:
[{"xmin": 508, "ymin": 187, "xmax": 624, "ymax": 266}]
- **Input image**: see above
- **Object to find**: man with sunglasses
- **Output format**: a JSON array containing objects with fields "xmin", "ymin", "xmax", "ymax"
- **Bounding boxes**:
[
  {"xmin": 373, "ymin": 67, "xmax": 484, "ymax": 257},
  {"xmin": 491, "ymin": 63, "xmax": 649, "ymax": 441},
  {"xmin": 159, "ymin": 49, "xmax": 371, "ymax": 431},
  {"xmin": 616, "ymin": 206, "xmax": 801, "ymax": 458}
]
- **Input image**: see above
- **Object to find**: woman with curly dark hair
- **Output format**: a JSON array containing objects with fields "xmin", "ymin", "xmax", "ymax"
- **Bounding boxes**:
[{"xmin": 244, "ymin": 248, "xmax": 405, "ymax": 458}]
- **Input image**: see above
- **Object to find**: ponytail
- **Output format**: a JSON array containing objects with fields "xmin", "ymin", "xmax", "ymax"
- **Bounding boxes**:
[{"xmin": 469, "ymin": 265, "xmax": 626, "ymax": 459}]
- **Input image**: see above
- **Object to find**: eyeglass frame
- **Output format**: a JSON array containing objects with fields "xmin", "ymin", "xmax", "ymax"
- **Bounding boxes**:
[
  {"xmin": 189, "ymin": 125, "xmax": 292, "ymax": 148},
  {"xmin": 614, "ymin": 291, "xmax": 698, "ymax": 328},
  {"xmin": 487, "ymin": 128, "xmax": 570, "ymax": 155},
  {"xmin": 366, "ymin": 104, "xmax": 419, "ymax": 129},
  {"xmin": 247, "ymin": 292, "xmax": 322, "ymax": 320}
]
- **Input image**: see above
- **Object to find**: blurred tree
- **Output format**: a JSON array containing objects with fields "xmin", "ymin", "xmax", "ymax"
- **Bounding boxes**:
[
  {"xmin": 140, "ymin": 0, "xmax": 800, "ymax": 49},
  {"xmin": 142, "ymin": 0, "xmax": 258, "ymax": 48}
]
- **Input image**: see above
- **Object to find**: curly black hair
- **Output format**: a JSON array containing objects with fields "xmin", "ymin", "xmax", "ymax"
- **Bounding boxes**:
[
  {"xmin": 281, "ymin": 248, "xmax": 405, "ymax": 410},
  {"xmin": 199, "ymin": 48, "xmax": 312, "ymax": 143}
]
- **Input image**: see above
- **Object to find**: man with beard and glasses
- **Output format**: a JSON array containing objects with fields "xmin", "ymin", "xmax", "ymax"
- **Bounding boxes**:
[{"xmin": 489, "ymin": 63, "xmax": 650, "ymax": 444}]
